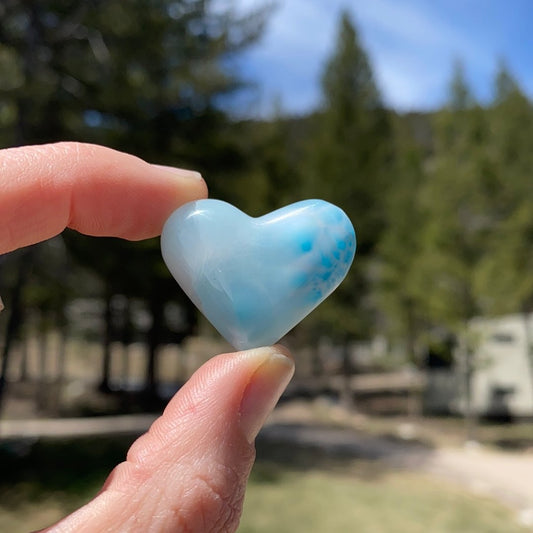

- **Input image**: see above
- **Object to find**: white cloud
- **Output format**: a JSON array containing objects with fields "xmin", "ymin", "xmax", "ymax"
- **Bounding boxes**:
[
  {"xmin": 228, "ymin": 0, "xmax": 520, "ymax": 114},
  {"xmin": 345, "ymin": 0, "xmax": 496, "ymax": 109},
  {"xmin": 352, "ymin": 0, "xmax": 471, "ymax": 51}
]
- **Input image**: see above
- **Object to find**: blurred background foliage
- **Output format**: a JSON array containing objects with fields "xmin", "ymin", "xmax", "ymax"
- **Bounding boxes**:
[{"xmin": 0, "ymin": 0, "xmax": 532, "ymax": 410}]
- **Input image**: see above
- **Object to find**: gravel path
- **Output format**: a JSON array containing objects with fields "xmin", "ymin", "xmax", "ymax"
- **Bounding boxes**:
[{"xmin": 260, "ymin": 422, "xmax": 533, "ymax": 529}]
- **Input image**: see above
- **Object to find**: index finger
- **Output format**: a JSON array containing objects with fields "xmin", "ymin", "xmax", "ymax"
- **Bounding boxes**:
[{"xmin": 0, "ymin": 142, "xmax": 208, "ymax": 254}]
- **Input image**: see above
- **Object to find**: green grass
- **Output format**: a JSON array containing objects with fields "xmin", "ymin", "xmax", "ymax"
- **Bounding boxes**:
[
  {"xmin": 0, "ymin": 436, "xmax": 136, "ymax": 532},
  {"xmin": 0, "ymin": 436, "xmax": 528, "ymax": 533},
  {"xmin": 241, "ymin": 463, "xmax": 527, "ymax": 533}
]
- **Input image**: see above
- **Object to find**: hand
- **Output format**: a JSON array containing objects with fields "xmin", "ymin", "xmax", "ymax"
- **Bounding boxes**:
[{"xmin": 1, "ymin": 142, "xmax": 295, "ymax": 532}]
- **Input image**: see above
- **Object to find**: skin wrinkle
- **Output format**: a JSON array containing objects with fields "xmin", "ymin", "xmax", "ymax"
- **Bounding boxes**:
[
  {"xmin": 111, "ymin": 461, "xmax": 241, "ymax": 533},
  {"xmin": 39, "ymin": 155, "xmax": 72, "ymax": 239},
  {"xmin": 57, "ymin": 143, "xmax": 85, "ymax": 233},
  {"xmin": 191, "ymin": 475, "xmax": 232, "ymax": 532},
  {"xmin": 180, "ymin": 478, "xmax": 216, "ymax": 533},
  {"xmin": 102, "ymin": 490, "xmax": 152, "ymax": 533},
  {"xmin": 66, "ymin": 183, "xmax": 77, "ymax": 235},
  {"xmin": 139, "ymin": 484, "xmax": 165, "ymax": 532},
  {"xmin": 116, "ymin": 363, "xmax": 255, "ymax": 530},
  {"xmin": 102, "ymin": 393, "xmax": 252, "ymax": 530},
  {"xmin": 128, "ymin": 350, "xmax": 259, "ymax": 467},
  {"xmin": 104, "ymin": 459, "xmax": 153, "ymax": 496},
  {"xmin": 65, "ymin": 143, "xmax": 103, "ymax": 233},
  {"xmin": 108, "ymin": 493, "xmax": 142, "ymax": 532},
  {"xmin": 129, "ymin": 483, "xmax": 170, "ymax": 532},
  {"xmin": 207, "ymin": 464, "xmax": 248, "ymax": 532},
  {"xmin": 44, "ymin": 490, "xmax": 123, "ymax": 533},
  {"xmin": 136, "ymin": 428, "xmax": 249, "ymax": 498},
  {"xmin": 101, "ymin": 350, "xmax": 255, "ymax": 524},
  {"xmin": 193, "ymin": 440, "xmax": 252, "ymax": 532}
]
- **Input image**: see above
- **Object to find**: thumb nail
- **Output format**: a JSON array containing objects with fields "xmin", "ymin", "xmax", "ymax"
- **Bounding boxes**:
[
  {"xmin": 151, "ymin": 164, "xmax": 203, "ymax": 180},
  {"xmin": 239, "ymin": 347, "xmax": 294, "ymax": 443}
]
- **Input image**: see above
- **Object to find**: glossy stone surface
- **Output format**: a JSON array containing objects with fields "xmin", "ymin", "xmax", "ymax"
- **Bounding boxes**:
[{"xmin": 161, "ymin": 199, "xmax": 356, "ymax": 350}]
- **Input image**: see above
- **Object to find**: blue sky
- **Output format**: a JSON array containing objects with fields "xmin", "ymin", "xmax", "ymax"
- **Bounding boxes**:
[{"xmin": 229, "ymin": 0, "xmax": 533, "ymax": 116}]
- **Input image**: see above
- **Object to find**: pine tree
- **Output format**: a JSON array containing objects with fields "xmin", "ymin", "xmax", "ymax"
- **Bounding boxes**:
[
  {"xmin": 299, "ymin": 11, "xmax": 392, "ymax": 404},
  {"xmin": 377, "ymin": 114, "xmax": 426, "ymax": 363},
  {"xmin": 411, "ymin": 61, "xmax": 492, "ymax": 437},
  {"xmin": 474, "ymin": 62, "xmax": 533, "ymax": 390},
  {"xmin": 412, "ymin": 61, "xmax": 488, "ymax": 327},
  {"xmin": 308, "ymin": 11, "xmax": 390, "ymax": 257}
]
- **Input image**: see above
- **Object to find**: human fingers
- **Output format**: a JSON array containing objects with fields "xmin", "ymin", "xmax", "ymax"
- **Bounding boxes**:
[
  {"xmin": 42, "ymin": 345, "xmax": 294, "ymax": 533},
  {"xmin": 0, "ymin": 142, "xmax": 207, "ymax": 254}
]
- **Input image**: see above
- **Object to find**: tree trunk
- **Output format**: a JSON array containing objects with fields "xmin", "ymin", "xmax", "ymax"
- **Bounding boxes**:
[
  {"xmin": 119, "ymin": 298, "xmax": 132, "ymax": 390},
  {"xmin": 340, "ymin": 339, "xmax": 355, "ymax": 411},
  {"xmin": 459, "ymin": 329, "xmax": 477, "ymax": 442},
  {"xmin": 0, "ymin": 250, "xmax": 33, "ymax": 421},
  {"xmin": 36, "ymin": 321, "xmax": 50, "ymax": 412},
  {"xmin": 311, "ymin": 344, "xmax": 323, "ymax": 377},
  {"xmin": 98, "ymin": 287, "xmax": 113, "ymax": 393},
  {"xmin": 56, "ymin": 323, "xmax": 68, "ymax": 385},
  {"xmin": 405, "ymin": 300, "xmax": 421, "ymax": 420},
  {"xmin": 19, "ymin": 335, "xmax": 29, "ymax": 382},
  {"xmin": 174, "ymin": 299, "xmax": 198, "ymax": 384},
  {"xmin": 51, "ymin": 321, "xmax": 68, "ymax": 415},
  {"xmin": 521, "ymin": 310, "xmax": 533, "ymax": 408},
  {"xmin": 145, "ymin": 297, "xmax": 164, "ymax": 397},
  {"xmin": 16, "ymin": 0, "xmax": 44, "ymax": 144}
]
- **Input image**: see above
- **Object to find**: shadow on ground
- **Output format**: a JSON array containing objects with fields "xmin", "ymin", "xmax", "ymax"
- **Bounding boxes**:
[
  {"xmin": 256, "ymin": 423, "xmax": 435, "ymax": 477},
  {"xmin": 0, "ymin": 435, "xmax": 137, "ymax": 503},
  {"xmin": 0, "ymin": 421, "xmax": 436, "ymax": 505}
]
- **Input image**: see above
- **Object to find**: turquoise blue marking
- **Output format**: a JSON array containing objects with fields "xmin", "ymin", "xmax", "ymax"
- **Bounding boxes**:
[{"xmin": 301, "ymin": 240, "xmax": 313, "ymax": 252}]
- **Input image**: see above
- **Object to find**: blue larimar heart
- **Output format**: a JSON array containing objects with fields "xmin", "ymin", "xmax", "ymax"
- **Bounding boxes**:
[{"xmin": 161, "ymin": 199, "xmax": 356, "ymax": 350}]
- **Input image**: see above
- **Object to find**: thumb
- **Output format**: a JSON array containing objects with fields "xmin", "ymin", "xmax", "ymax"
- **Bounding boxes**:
[{"xmin": 44, "ymin": 346, "xmax": 294, "ymax": 533}]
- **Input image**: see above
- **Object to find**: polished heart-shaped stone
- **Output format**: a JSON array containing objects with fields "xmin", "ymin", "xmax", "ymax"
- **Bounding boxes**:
[{"xmin": 161, "ymin": 199, "xmax": 356, "ymax": 350}]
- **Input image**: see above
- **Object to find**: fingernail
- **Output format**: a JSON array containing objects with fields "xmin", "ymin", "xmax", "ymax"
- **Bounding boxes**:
[
  {"xmin": 152, "ymin": 164, "xmax": 203, "ymax": 180},
  {"xmin": 240, "ymin": 347, "xmax": 295, "ymax": 443}
]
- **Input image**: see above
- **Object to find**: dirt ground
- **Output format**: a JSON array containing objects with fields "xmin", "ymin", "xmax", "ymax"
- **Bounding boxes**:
[
  {"xmin": 266, "ymin": 401, "xmax": 533, "ymax": 530},
  {"xmin": 2, "ymin": 399, "xmax": 533, "ymax": 530}
]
